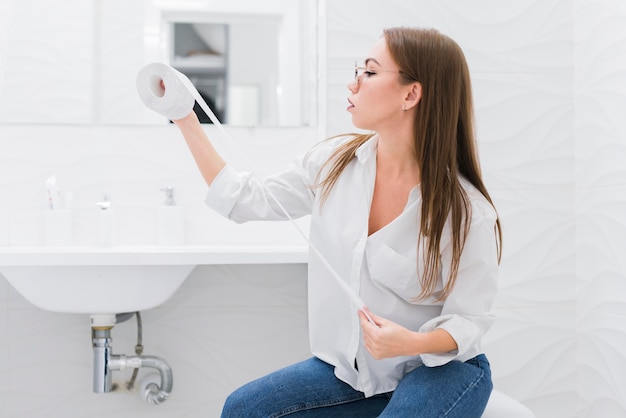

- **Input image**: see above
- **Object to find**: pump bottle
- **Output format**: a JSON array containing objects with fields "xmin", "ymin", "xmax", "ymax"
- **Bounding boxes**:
[{"xmin": 157, "ymin": 187, "xmax": 185, "ymax": 246}]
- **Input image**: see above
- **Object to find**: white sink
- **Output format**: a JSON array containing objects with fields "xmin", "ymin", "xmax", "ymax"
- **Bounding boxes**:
[
  {"xmin": 0, "ymin": 247, "xmax": 196, "ymax": 314},
  {"xmin": 0, "ymin": 245, "xmax": 308, "ymax": 314}
]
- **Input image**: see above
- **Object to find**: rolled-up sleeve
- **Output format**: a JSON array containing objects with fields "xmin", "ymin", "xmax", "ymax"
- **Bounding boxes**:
[
  {"xmin": 204, "ymin": 139, "xmax": 342, "ymax": 223},
  {"xmin": 204, "ymin": 165, "xmax": 246, "ymax": 218},
  {"xmin": 419, "ymin": 203, "xmax": 499, "ymax": 367}
]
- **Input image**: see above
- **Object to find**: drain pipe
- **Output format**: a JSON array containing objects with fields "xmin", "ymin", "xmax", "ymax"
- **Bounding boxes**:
[
  {"xmin": 91, "ymin": 314, "xmax": 173, "ymax": 405},
  {"xmin": 109, "ymin": 354, "xmax": 173, "ymax": 405},
  {"xmin": 92, "ymin": 315, "xmax": 115, "ymax": 393}
]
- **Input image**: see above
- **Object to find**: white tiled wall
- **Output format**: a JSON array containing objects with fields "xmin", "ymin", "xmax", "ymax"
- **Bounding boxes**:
[
  {"xmin": 575, "ymin": 0, "xmax": 626, "ymax": 417},
  {"xmin": 1, "ymin": 0, "xmax": 625, "ymax": 417}
]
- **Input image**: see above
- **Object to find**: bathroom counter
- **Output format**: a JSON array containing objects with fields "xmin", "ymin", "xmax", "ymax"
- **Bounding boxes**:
[{"xmin": 0, "ymin": 245, "xmax": 309, "ymax": 266}]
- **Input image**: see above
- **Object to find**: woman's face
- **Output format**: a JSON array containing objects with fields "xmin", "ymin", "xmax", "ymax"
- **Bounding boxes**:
[{"xmin": 347, "ymin": 38, "xmax": 409, "ymax": 131}]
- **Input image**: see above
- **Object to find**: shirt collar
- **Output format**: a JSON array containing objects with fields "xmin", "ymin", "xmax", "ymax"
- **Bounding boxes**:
[{"xmin": 355, "ymin": 134, "xmax": 379, "ymax": 163}]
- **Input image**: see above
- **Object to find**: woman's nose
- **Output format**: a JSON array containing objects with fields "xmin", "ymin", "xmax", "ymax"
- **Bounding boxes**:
[{"xmin": 348, "ymin": 79, "xmax": 358, "ymax": 92}]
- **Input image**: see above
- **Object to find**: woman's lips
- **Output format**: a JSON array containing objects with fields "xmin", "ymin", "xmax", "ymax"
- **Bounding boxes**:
[{"xmin": 347, "ymin": 99, "xmax": 355, "ymax": 111}]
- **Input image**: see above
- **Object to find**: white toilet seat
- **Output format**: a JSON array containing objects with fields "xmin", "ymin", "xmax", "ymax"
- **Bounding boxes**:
[{"xmin": 482, "ymin": 390, "xmax": 535, "ymax": 417}]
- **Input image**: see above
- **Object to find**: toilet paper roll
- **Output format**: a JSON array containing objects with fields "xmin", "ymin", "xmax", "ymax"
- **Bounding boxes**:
[
  {"xmin": 136, "ymin": 62, "xmax": 196, "ymax": 121},
  {"xmin": 137, "ymin": 62, "xmax": 226, "ymax": 127}
]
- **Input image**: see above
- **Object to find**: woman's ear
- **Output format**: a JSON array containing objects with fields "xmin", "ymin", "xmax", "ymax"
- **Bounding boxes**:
[{"xmin": 403, "ymin": 82, "xmax": 422, "ymax": 111}]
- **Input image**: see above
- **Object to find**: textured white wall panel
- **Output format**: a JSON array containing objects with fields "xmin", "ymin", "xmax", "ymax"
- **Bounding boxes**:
[
  {"xmin": 575, "ymin": 0, "xmax": 626, "ymax": 417},
  {"xmin": 485, "ymin": 306, "xmax": 577, "ymax": 417},
  {"xmin": 493, "ymin": 189, "xmax": 575, "ymax": 306},
  {"xmin": 474, "ymin": 71, "xmax": 574, "ymax": 190},
  {"xmin": 578, "ymin": 310, "xmax": 626, "ymax": 417}
]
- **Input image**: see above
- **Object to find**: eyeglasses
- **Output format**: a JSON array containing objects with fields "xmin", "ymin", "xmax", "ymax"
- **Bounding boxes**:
[{"xmin": 354, "ymin": 60, "xmax": 402, "ymax": 81}]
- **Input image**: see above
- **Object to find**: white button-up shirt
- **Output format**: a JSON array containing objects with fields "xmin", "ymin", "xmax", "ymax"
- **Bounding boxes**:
[{"xmin": 205, "ymin": 134, "xmax": 499, "ymax": 397}]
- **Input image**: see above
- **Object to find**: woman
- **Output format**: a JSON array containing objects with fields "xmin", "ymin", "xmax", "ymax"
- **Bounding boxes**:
[{"xmin": 173, "ymin": 27, "xmax": 502, "ymax": 417}]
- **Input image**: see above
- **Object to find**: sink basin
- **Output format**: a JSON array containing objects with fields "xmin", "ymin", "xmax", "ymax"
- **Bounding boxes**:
[
  {"xmin": 0, "ymin": 245, "xmax": 308, "ymax": 314},
  {"xmin": 0, "ymin": 247, "xmax": 196, "ymax": 314}
]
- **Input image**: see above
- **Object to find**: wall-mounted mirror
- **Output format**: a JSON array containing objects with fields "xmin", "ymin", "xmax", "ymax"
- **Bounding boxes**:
[{"xmin": 0, "ymin": 0, "xmax": 318, "ymax": 127}]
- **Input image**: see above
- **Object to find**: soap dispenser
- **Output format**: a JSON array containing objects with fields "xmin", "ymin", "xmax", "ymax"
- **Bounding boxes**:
[{"xmin": 157, "ymin": 186, "xmax": 185, "ymax": 246}]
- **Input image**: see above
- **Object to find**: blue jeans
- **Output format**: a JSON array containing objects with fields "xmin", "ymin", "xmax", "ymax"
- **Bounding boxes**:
[{"xmin": 221, "ymin": 354, "xmax": 492, "ymax": 417}]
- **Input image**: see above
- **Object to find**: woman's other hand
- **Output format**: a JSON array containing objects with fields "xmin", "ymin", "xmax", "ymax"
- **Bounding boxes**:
[
  {"xmin": 358, "ymin": 309, "xmax": 418, "ymax": 359},
  {"xmin": 358, "ymin": 309, "xmax": 458, "ymax": 359}
]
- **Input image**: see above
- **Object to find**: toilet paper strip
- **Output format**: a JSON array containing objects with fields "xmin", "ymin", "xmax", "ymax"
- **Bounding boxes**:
[{"xmin": 136, "ymin": 63, "xmax": 372, "ymax": 320}]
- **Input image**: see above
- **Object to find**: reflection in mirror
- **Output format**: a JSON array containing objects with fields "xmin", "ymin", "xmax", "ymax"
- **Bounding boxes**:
[
  {"xmin": 172, "ymin": 23, "xmax": 229, "ymax": 124},
  {"xmin": 0, "ymin": 0, "xmax": 317, "ymax": 127},
  {"xmin": 170, "ymin": 16, "xmax": 284, "ymax": 126}
]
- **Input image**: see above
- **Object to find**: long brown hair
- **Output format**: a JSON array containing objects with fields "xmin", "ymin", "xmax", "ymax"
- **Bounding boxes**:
[{"xmin": 315, "ymin": 28, "xmax": 502, "ymax": 301}]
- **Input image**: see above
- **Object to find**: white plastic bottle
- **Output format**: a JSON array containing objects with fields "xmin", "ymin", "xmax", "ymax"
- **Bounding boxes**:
[{"xmin": 157, "ymin": 187, "xmax": 184, "ymax": 246}]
